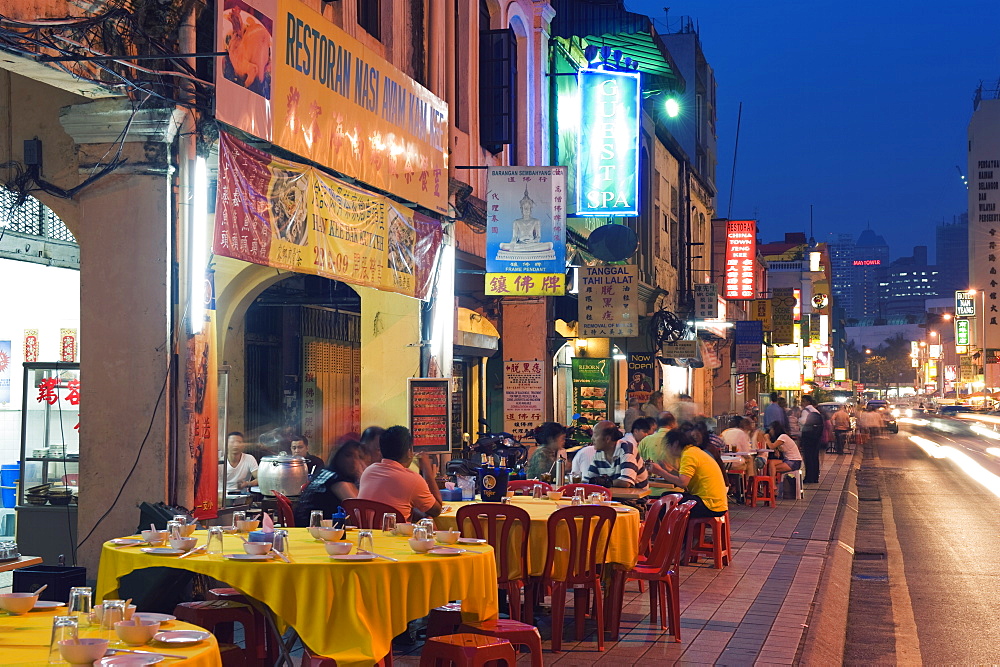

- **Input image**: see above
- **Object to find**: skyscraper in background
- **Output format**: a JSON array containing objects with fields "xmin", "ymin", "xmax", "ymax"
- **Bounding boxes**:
[
  {"xmin": 828, "ymin": 233, "xmax": 856, "ymax": 318},
  {"xmin": 844, "ymin": 229, "xmax": 890, "ymax": 320},
  {"xmin": 936, "ymin": 213, "xmax": 969, "ymax": 295}
]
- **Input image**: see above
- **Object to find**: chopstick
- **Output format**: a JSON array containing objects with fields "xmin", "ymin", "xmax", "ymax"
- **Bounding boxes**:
[
  {"xmin": 108, "ymin": 647, "xmax": 188, "ymax": 660},
  {"xmin": 361, "ymin": 550, "xmax": 399, "ymax": 562},
  {"xmin": 270, "ymin": 549, "xmax": 292, "ymax": 563},
  {"xmin": 178, "ymin": 545, "xmax": 206, "ymax": 559}
]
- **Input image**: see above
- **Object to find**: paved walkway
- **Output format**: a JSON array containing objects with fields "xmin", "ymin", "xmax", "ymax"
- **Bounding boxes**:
[{"xmin": 394, "ymin": 450, "xmax": 855, "ymax": 666}]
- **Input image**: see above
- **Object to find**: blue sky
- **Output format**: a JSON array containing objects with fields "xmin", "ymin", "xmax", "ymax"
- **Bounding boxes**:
[{"xmin": 626, "ymin": 0, "xmax": 1000, "ymax": 260}]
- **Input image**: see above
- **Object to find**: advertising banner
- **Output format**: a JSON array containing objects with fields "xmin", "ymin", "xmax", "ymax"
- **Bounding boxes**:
[
  {"xmin": 408, "ymin": 378, "xmax": 451, "ymax": 454},
  {"xmin": 626, "ymin": 353, "xmax": 655, "ymax": 406},
  {"xmin": 215, "ymin": 132, "xmax": 441, "ymax": 299},
  {"xmin": 694, "ymin": 284, "xmax": 719, "ymax": 319},
  {"xmin": 724, "ymin": 220, "xmax": 757, "ymax": 299},
  {"xmin": 184, "ymin": 274, "xmax": 218, "ymax": 520},
  {"xmin": 572, "ymin": 358, "xmax": 610, "ymax": 425},
  {"xmin": 771, "ymin": 288, "xmax": 796, "ymax": 344},
  {"xmin": 0, "ymin": 341, "xmax": 9, "ymax": 404},
  {"xmin": 735, "ymin": 320, "xmax": 764, "ymax": 373},
  {"xmin": 215, "ymin": 0, "xmax": 448, "ymax": 213},
  {"xmin": 578, "ymin": 265, "xmax": 638, "ymax": 338},
  {"xmin": 503, "ymin": 361, "xmax": 545, "ymax": 442},
  {"xmin": 576, "ymin": 69, "xmax": 640, "ymax": 216}
]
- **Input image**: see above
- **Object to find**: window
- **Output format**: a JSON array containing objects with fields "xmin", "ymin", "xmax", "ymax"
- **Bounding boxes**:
[
  {"xmin": 479, "ymin": 27, "xmax": 517, "ymax": 156},
  {"xmin": 358, "ymin": 0, "xmax": 380, "ymax": 40}
]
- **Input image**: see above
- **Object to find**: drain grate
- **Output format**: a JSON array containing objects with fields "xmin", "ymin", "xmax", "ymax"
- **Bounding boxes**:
[{"xmin": 854, "ymin": 552, "xmax": 885, "ymax": 560}]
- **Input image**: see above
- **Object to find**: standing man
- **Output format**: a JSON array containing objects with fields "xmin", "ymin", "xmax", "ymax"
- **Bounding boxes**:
[
  {"xmin": 584, "ymin": 420, "xmax": 649, "ymax": 488},
  {"xmin": 799, "ymin": 396, "xmax": 824, "ymax": 483},
  {"xmin": 764, "ymin": 392, "xmax": 788, "ymax": 432},
  {"xmin": 290, "ymin": 435, "xmax": 325, "ymax": 475},
  {"xmin": 641, "ymin": 391, "xmax": 664, "ymax": 419},
  {"xmin": 831, "ymin": 406, "xmax": 851, "ymax": 455}
]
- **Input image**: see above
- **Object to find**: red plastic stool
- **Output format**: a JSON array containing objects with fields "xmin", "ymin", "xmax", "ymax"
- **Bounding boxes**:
[
  {"xmin": 300, "ymin": 646, "xmax": 393, "ymax": 666},
  {"xmin": 207, "ymin": 588, "xmax": 275, "ymax": 663},
  {"xmin": 459, "ymin": 619, "xmax": 544, "ymax": 667},
  {"xmin": 173, "ymin": 600, "xmax": 263, "ymax": 664},
  {"xmin": 419, "ymin": 634, "xmax": 516, "ymax": 666},
  {"xmin": 749, "ymin": 475, "xmax": 777, "ymax": 507},
  {"xmin": 685, "ymin": 512, "xmax": 732, "ymax": 569},
  {"xmin": 426, "ymin": 602, "xmax": 464, "ymax": 638}
]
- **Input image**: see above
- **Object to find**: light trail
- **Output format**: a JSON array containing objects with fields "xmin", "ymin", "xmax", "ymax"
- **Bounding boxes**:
[{"xmin": 909, "ymin": 435, "xmax": 1000, "ymax": 498}]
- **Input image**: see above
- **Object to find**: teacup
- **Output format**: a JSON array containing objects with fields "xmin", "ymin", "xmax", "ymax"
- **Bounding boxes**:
[
  {"xmin": 434, "ymin": 530, "xmax": 461, "ymax": 545},
  {"xmin": 59, "ymin": 638, "xmax": 109, "ymax": 666},
  {"xmin": 394, "ymin": 523, "xmax": 414, "ymax": 537},
  {"xmin": 141, "ymin": 529, "xmax": 168, "ymax": 546},
  {"xmin": 546, "ymin": 491, "xmax": 563, "ymax": 501},
  {"xmin": 316, "ymin": 526, "xmax": 345, "ymax": 541},
  {"xmin": 408, "ymin": 538, "xmax": 435, "ymax": 553},
  {"xmin": 0, "ymin": 593, "xmax": 37, "ymax": 615},
  {"xmin": 243, "ymin": 541, "xmax": 272, "ymax": 555},
  {"xmin": 236, "ymin": 519, "xmax": 260, "ymax": 533},
  {"xmin": 168, "ymin": 537, "xmax": 198, "ymax": 552},
  {"xmin": 114, "ymin": 619, "xmax": 160, "ymax": 646},
  {"xmin": 324, "ymin": 541, "xmax": 352, "ymax": 556}
]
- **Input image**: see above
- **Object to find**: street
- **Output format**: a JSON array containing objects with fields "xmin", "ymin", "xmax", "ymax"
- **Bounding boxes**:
[{"xmin": 846, "ymin": 419, "xmax": 1000, "ymax": 665}]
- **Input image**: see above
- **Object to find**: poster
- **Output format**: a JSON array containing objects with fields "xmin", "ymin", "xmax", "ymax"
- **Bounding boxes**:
[
  {"xmin": 184, "ymin": 274, "xmax": 218, "ymax": 520},
  {"xmin": 572, "ymin": 358, "xmax": 611, "ymax": 425},
  {"xmin": 503, "ymin": 361, "xmax": 545, "ymax": 442},
  {"xmin": 694, "ymin": 283, "xmax": 718, "ymax": 319},
  {"xmin": 214, "ymin": 132, "xmax": 442, "ymax": 300},
  {"xmin": 723, "ymin": 220, "xmax": 757, "ymax": 299},
  {"xmin": 577, "ymin": 265, "xmax": 638, "ymax": 337},
  {"xmin": 408, "ymin": 378, "xmax": 450, "ymax": 454},
  {"xmin": 735, "ymin": 320, "xmax": 764, "ymax": 373},
  {"xmin": 0, "ymin": 341, "xmax": 9, "ymax": 404},
  {"xmin": 215, "ymin": 0, "xmax": 448, "ymax": 213},
  {"xmin": 626, "ymin": 353, "xmax": 655, "ymax": 406}
]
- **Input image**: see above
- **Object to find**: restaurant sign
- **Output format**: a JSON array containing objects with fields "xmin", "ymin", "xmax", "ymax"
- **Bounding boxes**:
[
  {"xmin": 215, "ymin": 0, "xmax": 448, "ymax": 212},
  {"xmin": 724, "ymin": 220, "xmax": 757, "ymax": 299},
  {"xmin": 575, "ymin": 69, "xmax": 641, "ymax": 217},
  {"xmin": 214, "ymin": 132, "xmax": 441, "ymax": 300}
]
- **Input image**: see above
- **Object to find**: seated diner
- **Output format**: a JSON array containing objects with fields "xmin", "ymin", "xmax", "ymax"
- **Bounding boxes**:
[{"xmin": 357, "ymin": 425, "xmax": 442, "ymax": 521}]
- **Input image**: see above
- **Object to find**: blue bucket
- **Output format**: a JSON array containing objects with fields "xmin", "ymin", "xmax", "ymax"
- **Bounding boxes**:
[{"xmin": 0, "ymin": 464, "xmax": 19, "ymax": 508}]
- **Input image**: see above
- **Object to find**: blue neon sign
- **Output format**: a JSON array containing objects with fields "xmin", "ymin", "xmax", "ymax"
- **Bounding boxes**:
[{"xmin": 575, "ymin": 68, "xmax": 641, "ymax": 217}]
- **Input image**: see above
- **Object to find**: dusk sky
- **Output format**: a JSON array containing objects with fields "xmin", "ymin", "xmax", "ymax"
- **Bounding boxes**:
[{"xmin": 627, "ymin": 0, "xmax": 1000, "ymax": 260}]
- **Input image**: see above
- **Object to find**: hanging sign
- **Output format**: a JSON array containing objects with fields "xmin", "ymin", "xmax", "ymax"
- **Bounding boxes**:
[
  {"xmin": 503, "ymin": 361, "xmax": 545, "ymax": 442},
  {"xmin": 694, "ymin": 284, "xmax": 719, "ymax": 319},
  {"xmin": 572, "ymin": 358, "xmax": 611, "ymax": 425},
  {"xmin": 184, "ymin": 273, "xmax": 218, "ymax": 520},
  {"xmin": 660, "ymin": 340, "xmax": 699, "ymax": 358},
  {"xmin": 575, "ymin": 69, "xmax": 641, "ymax": 216},
  {"xmin": 723, "ymin": 220, "xmax": 757, "ymax": 299},
  {"xmin": 751, "ymin": 299, "xmax": 773, "ymax": 329},
  {"xmin": 577, "ymin": 265, "xmax": 638, "ymax": 337},
  {"xmin": 956, "ymin": 318, "xmax": 971, "ymax": 347},
  {"xmin": 771, "ymin": 288, "xmax": 796, "ymax": 344},
  {"xmin": 956, "ymin": 291, "xmax": 976, "ymax": 317},
  {"xmin": 408, "ymin": 378, "xmax": 451, "ymax": 454},
  {"xmin": 735, "ymin": 320, "xmax": 764, "ymax": 373},
  {"xmin": 626, "ymin": 353, "xmax": 655, "ymax": 406},
  {"xmin": 215, "ymin": 0, "xmax": 448, "ymax": 213}
]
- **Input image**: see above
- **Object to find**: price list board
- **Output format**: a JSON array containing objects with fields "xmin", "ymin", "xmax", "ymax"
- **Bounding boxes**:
[{"xmin": 408, "ymin": 378, "xmax": 451, "ymax": 454}]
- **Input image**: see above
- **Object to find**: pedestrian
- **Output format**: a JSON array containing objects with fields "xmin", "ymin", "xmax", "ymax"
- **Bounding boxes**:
[
  {"xmin": 831, "ymin": 406, "xmax": 851, "ymax": 454},
  {"xmin": 641, "ymin": 391, "xmax": 664, "ymax": 418},
  {"xmin": 786, "ymin": 400, "xmax": 802, "ymax": 441},
  {"xmin": 623, "ymin": 397, "xmax": 644, "ymax": 432},
  {"xmin": 798, "ymin": 395, "xmax": 824, "ymax": 483},
  {"xmin": 764, "ymin": 392, "xmax": 788, "ymax": 431}
]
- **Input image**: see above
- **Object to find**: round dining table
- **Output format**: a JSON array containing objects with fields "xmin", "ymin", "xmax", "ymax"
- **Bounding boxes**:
[
  {"xmin": 96, "ymin": 528, "xmax": 498, "ymax": 666},
  {"xmin": 436, "ymin": 496, "xmax": 641, "ymax": 576},
  {"xmin": 0, "ymin": 607, "xmax": 222, "ymax": 666}
]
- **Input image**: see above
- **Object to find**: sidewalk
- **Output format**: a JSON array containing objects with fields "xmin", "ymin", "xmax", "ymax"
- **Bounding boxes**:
[{"xmin": 394, "ymin": 450, "xmax": 856, "ymax": 666}]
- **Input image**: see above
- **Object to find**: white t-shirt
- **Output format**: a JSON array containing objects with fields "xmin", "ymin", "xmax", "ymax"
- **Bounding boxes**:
[
  {"xmin": 226, "ymin": 453, "xmax": 258, "ymax": 491},
  {"xmin": 721, "ymin": 428, "xmax": 752, "ymax": 453},
  {"xmin": 774, "ymin": 434, "xmax": 802, "ymax": 462},
  {"xmin": 571, "ymin": 445, "xmax": 596, "ymax": 477}
]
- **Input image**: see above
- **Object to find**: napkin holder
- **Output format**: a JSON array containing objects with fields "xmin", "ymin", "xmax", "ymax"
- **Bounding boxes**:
[
  {"xmin": 248, "ymin": 530, "xmax": 275, "ymax": 544},
  {"xmin": 477, "ymin": 466, "xmax": 509, "ymax": 502}
]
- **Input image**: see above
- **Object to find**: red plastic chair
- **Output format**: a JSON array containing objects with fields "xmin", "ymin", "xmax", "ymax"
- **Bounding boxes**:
[
  {"xmin": 272, "ymin": 491, "xmax": 296, "ymax": 527},
  {"xmin": 507, "ymin": 480, "xmax": 552, "ymax": 495},
  {"xmin": 420, "ymin": 634, "xmax": 516, "ymax": 666},
  {"xmin": 342, "ymin": 498, "xmax": 406, "ymax": 528},
  {"xmin": 556, "ymin": 483, "xmax": 612, "ymax": 501},
  {"xmin": 300, "ymin": 645, "xmax": 393, "ymax": 666},
  {"xmin": 458, "ymin": 619, "xmax": 543, "ymax": 667},
  {"xmin": 637, "ymin": 493, "xmax": 683, "ymax": 557},
  {"xmin": 174, "ymin": 600, "xmax": 264, "ymax": 664},
  {"xmin": 607, "ymin": 501, "xmax": 695, "ymax": 642},
  {"xmin": 456, "ymin": 503, "xmax": 532, "ymax": 621},
  {"xmin": 540, "ymin": 505, "xmax": 617, "ymax": 652}
]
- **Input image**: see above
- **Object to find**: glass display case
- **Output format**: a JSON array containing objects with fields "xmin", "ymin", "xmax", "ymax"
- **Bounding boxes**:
[{"xmin": 17, "ymin": 362, "xmax": 80, "ymax": 505}]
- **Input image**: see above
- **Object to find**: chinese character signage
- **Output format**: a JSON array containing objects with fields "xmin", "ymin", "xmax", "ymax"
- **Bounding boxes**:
[
  {"xmin": 956, "ymin": 291, "xmax": 976, "ymax": 317},
  {"xmin": 59, "ymin": 328, "xmax": 77, "ymax": 362},
  {"xmin": 572, "ymin": 358, "xmax": 610, "ymax": 426},
  {"xmin": 929, "ymin": 344, "xmax": 942, "ymax": 359},
  {"xmin": 503, "ymin": 361, "xmax": 545, "ymax": 442},
  {"xmin": 215, "ymin": 0, "xmax": 447, "ymax": 213},
  {"xmin": 771, "ymin": 288, "xmax": 796, "ymax": 344},
  {"xmin": 214, "ymin": 132, "xmax": 442, "ymax": 300},
  {"xmin": 577, "ymin": 265, "xmax": 638, "ymax": 337},
  {"xmin": 184, "ymin": 275, "xmax": 218, "ymax": 520},
  {"xmin": 486, "ymin": 167, "xmax": 566, "ymax": 275},
  {"xmin": 724, "ymin": 220, "xmax": 757, "ymax": 299},
  {"xmin": 23, "ymin": 329, "xmax": 38, "ymax": 363},
  {"xmin": 626, "ymin": 353, "xmax": 655, "ymax": 406},
  {"xmin": 694, "ymin": 284, "xmax": 719, "ymax": 319},
  {"xmin": 0, "ymin": 341, "xmax": 9, "ymax": 404},
  {"xmin": 956, "ymin": 318, "xmax": 971, "ymax": 346},
  {"xmin": 660, "ymin": 340, "xmax": 699, "ymax": 358},
  {"xmin": 485, "ymin": 273, "xmax": 566, "ymax": 296},
  {"xmin": 735, "ymin": 320, "xmax": 764, "ymax": 373},
  {"xmin": 408, "ymin": 378, "xmax": 451, "ymax": 454},
  {"xmin": 961, "ymin": 355, "xmax": 975, "ymax": 381},
  {"xmin": 751, "ymin": 299, "xmax": 773, "ymax": 329},
  {"xmin": 576, "ymin": 69, "xmax": 640, "ymax": 216}
]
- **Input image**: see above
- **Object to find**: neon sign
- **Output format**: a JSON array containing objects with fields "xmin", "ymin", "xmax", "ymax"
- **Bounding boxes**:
[
  {"xmin": 576, "ymin": 69, "xmax": 640, "ymax": 216},
  {"xmin": 723, "ymin": 220, "xmax": 757, "ymax": 299},
  {"xmin": 853, "ymin": 259, "xmax": 881, "ymax": 266}
]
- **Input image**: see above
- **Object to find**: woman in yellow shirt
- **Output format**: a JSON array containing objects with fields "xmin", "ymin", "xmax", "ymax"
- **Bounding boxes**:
[{"xmin": 658, "ymin": 428, "xmax": 729, "ymax": 518}]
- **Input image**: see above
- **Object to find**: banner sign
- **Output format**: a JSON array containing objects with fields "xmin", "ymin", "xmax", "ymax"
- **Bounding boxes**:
[
  {"xmin": 572, "ymin": 358, "xmax": 610, "ymax": 426},
  {"xmin": 184, "ymin": 273, "xmax": 218, "ymax": 520},
  {"xmin": 578, "ymin": 265, "xmax": 638, "ymax": 338},
  {"xmin": 929, "ymin": 344, "xmax": 942, "ymax": 359},
  {"xmin": 751, "ymin": 299, "xmax": 773, "ymax": 329},
  {"xmin": 576, "ymin": 69, "xmax": 640, "ymax": 216},
  {"xmin": 772, "ymin": 288, "xmax": 796, "ymax": 344},
  {"xmin": 945, "ymin": 365, "xmax": 958, "ymax": 382},
  {"xmin": 215, "ymin": 0, "xmax": 448, "ymax": 213},
  {"xmin": 694, "ymin": 283, "xmax": 719, "ymax": 319},
  {"xmin": 214, "ymin": 132, "xmax": 441, "ymax": 299},
  {"xmin": 485, "ymin": 273, "xmax": 565, "ymax": 296},
  {"xmin": 956, "ymin": 318, "xmax": 971, "ymax": 346},
  {"xmin": 956, "ymin": 290, "xmax": 976, "ymax": 317},
  {"xmin": 834, "ymin": 367, "xmax": 846, "ymax": 381},
  {"xmin": 626, "ymin": 353, "xmax": 655, "ymax": 406},
  {"xmin": 724, "ymin": 220, "xmax": 757, "ymax": 299},
  {"xmin": 808, "ymin": 314, "xmax": 821, "ymax": 345},
  {"xmin": 503, "ymin": 361, "xmax": 545, "ymax": 442},
  {"xmin": 408, "ymin": 378, "xmax": 451, "ymax": 454},
  {"xmin": 735, "ymin": 320, "xmax": 764, "ymax": 373},
  {"xmin": 0, "ymin": 341, "xmax": 9, "ymax": 404}
]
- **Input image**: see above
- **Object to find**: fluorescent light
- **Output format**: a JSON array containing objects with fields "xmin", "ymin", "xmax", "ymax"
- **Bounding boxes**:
[{"xmin": 189, "ymin": 156, "xmax": 209, "ymax": 335}]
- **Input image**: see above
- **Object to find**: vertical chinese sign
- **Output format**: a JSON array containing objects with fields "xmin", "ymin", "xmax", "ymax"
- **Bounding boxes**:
[
  {"xmin": 626, "ymin": 353, "xmax": 655, "ymax": 407},
  {"xmin": 59, "ymin": 328, "xmax": 77, "ymax": 362},
  {"xmin": 735, "ymin": 321, "xmax": 764, "ymax": 373},
  {"xmin": 23, "ymin": 330, "xmax": 38, "ymax": 363},
  {"xmin": 572, "ymin": 358, "xmax": 611, "ymax": 426},
  {"xmin": 503, "ymin": 361, "xmax": 545, "ymax": 442},
  {"xmin": 0, "ymin": 341, "xmax": 10, "ymax": 404},
  {"xmin": 408, "ymin": 378, "xmax": 451, "ymax": 454},
  {"xmin": 694, "ymin": 283, "xmax": 719, "ymax": 319},
  {"xmin": 185, "ymin": 274, "xmax": 218, "ymax": 520},
  {"xmin": 485, "ymin": 167, "xmax": 567, "ymax": 297},
  {"xmin": 724, "ymin": 220, "xmax": 757, "ymax": 300},
  {"xmin": 577, "ymin": 265, "xmax": 638, "ymax": 337}
]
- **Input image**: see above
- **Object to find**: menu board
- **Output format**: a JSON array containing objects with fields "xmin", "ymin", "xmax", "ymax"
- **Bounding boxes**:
[
  {"xmin": 572, "ymin": 358, "xmax": 611, "ymax": 428},
  {"xmin": 408, "ymin": 378, "xmax": 451, "ymax": 454}
]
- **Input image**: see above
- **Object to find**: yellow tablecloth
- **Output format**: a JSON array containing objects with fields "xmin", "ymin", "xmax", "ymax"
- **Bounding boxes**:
[
  {"xmin": 0, "ymin": 608, "xmax": 221, "ymax": 666},
  {"xmin": 437, "ymin": 497, "xmax": 641, "ymax": 576},
  {"xmin": 97, "ymin": 528, "xmax": 498, "ymax": 666}
]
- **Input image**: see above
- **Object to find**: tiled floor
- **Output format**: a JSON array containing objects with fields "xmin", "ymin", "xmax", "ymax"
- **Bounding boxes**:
[{"xmin": 394, "ymin": 451, "xmax": 854, "ymax": 666}]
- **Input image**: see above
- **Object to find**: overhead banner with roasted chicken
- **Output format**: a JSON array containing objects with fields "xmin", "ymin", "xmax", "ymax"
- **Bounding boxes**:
[
  {"xmin": 214, "ymin": 132, "xmax": 441, "ymax": 300},
  {"xmin": 216, "ymin": 0, "xmax": 448, "ymax": 213}
]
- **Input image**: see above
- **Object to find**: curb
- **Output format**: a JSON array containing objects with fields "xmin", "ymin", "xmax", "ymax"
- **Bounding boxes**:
[{"xmin": 798, "ymin": 446, "xmax": 861, "ymax": 664}]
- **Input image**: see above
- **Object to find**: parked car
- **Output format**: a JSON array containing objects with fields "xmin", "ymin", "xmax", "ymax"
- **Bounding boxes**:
[{"xmin": 865, "ymin": 400, "xmax": 898, "ymax": 433}]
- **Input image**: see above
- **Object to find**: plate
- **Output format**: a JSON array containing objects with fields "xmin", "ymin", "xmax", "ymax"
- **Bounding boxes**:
[
  {"xmin": 133, "ymin": 613, "xmax": 175, "ymax": 625},
  {"xmin": 33, "ymin": 600, "xmax": 66, "ymax": 610},
  {"xmin": 110, "ymin": 539, "xmax": 145, "ymax": 547},
  {"xmin": 140, "ymin": 548, "xmax": 186, "ymax": 556},
  {"xmin": 427, "ymin": 547, "xmax": 464, "ymax": 556},
  {"xmin": 330, "ymin": 554, "xmax": 376, "ymax": 561},
  {"xmin": 600, "ymin": 501, "xmax": 621, "ymax": 506},
  {"xmin": 98, "ymin": 655, "xmax": 164, "ymax": 665},
  {"xmin": 223, "ymin": 554, "xmax": 272, "ymax": 561},
  {"xmin": 614, "ymin": 507, "xmax": 634, "ymax": 513},
  {"xmin": 153, "ymin": 630, "xmax": 211, "ymax": 646},
  {"xmin": 457, "ymin": 538, "xmax": 487, "ymax": 545}
]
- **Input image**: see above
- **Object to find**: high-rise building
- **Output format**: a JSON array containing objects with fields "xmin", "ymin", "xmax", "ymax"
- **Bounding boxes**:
[
  {"xmin": 852, "ymin": 229, "xmax": 891, "ymax": 319},
  {"xmin": 877, "ymin": 246, "xmax": 940, "ymax": 317},
  {"xmin": 827, "ymin": 233, "xmax": 856, "ymax": 319},
  {"xmin": 936, "ymin": 213, "xmax": 969, "ymax": 295}
]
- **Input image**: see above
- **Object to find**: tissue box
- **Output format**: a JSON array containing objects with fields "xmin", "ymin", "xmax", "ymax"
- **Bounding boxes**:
[
  {"xmin": 442, "ymin": 487, "xmax": 463, "ymax": 501},
  {"xmin": 248, "ymin": 530, "xmax": 275, "ymax": 544}
]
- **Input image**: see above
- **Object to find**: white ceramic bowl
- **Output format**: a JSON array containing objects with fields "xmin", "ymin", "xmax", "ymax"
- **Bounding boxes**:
[
  {"xmin": 409, "ymin": 538, "xmax": 435, "ymax": 553},
  {"xmin": 59, "ymin": 638, "xmax": 109, "ymax": 665},
  {"xmin": 140, "ymin": 530, "xmax": 167, "ymax": 546},
  {"xmin": 94, "ymin": 603, "xmax": 137, "ymax": 623},
  {"xmin": 114, "ymin": 619, "xmax": 160, "ymax": 646},
  {"xmin": 178, "ymin": 524, "xmax": 197, "ymax": 537},
  {"xmin": 0, "ymin": 593, "xmax": 37, "ymax": 614},
  {"xmin": 546, "ymin": 491, "xmax": 563, "ymax": 501},
  {"xmin": 168, "ymin": 537, "xmax": 198, "ymax": 552},
  {"xmin": 434, "ymin": 530, "xmax": 461, "ymax": 545},
  {"xmin": 308, "ymin": 526, "xmax": 322, "ymax": 539},
  {"xmin": 236, "ymin": 519, "xmax": 260, "ymax": 533},
  {"xmin": 324, "ymin": 541, "xmax": 352, "ymax": 556},
  {"xmin": 394, "ymin": 523, "xmax": 414, "ymax": 536},
  {"xmin": 242, "ymin": 542, "xmax": 272, "ymax": 555},
  {"xmin": 316, "ymin": 527, "xmax": 345, "ymax": 541}
]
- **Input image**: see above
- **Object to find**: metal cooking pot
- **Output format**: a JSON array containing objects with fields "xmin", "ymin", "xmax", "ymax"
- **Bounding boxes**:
[{"xmin": 256, "ymin": 454, "xmax": 309, "ymax": 497}]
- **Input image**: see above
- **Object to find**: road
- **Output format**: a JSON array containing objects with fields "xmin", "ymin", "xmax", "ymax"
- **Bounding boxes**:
[{"xmin": 845, "ymin": 419, "xmax": 1000, "ymax": 665}]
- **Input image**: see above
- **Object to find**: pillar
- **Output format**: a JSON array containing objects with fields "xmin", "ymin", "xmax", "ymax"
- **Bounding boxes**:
[{"xmin": 501, "ymin": 297, "xmax": 553, "ymax": 420}]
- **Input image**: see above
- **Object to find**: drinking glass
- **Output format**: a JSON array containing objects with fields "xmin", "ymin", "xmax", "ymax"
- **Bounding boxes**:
[
  {"xmin": 172, "ymin": 514, "xmax": 188, "ymax": 525},
  {"xmin": 309, "ymin": 510, "xmax": 324, "ymax": 529},
  {"xmin": 418, "ymin": 518, "xmax": 435, "ymax": 534},
  {"xmin": 47, "ymin": 615, "xmax": 78, "ymax": 664},
  {"xmin": 574, "ymin": 488, "xmax": 586, "ymax": 504},
  {"xmin": 231, "ymin": 511, "xmax": 246, "ymax": 529},
  {"xmin": 532, "ymin": 484, "xmax": 544, "ymax": 499},
  {"xmin": 206, "ymin": 526, "xmax": 224, "ymax": 554},
  {"xmin": 166, "ymin": 520, "xmax": 183, "ymax": 540},
  {"xmin": 589, "ymin": 492, "xmax": 604, "ymax": 505},
  {"xmin": 571, "ymin": 495, "xmax": 582, "ymax": 506},
  {"xmin": 381, "ymin": 513, "xmax": 397, "ymax": 536},
  {"xmin": 67, "ymin": 587, "xmax": 92, "ymax": 629},
  {"xmin": 100, "ymin": 600, "xmax": 125, "ymax": 643},
  {"xmin": 357, "ymin": 529, "xmax": 374, "ymax": 554}
]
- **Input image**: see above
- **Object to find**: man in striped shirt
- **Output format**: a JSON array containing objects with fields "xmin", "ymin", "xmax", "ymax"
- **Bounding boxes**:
[{"xmin": 584, "ymin": 420, "xmax": 650, "ymax": 488}]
